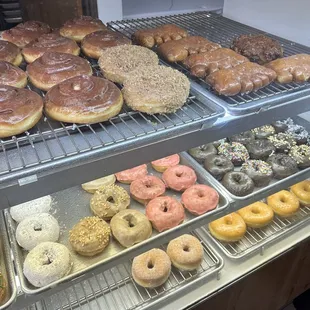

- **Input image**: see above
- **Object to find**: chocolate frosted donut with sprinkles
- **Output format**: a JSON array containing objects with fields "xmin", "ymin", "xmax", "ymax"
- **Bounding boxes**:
[
  {"xmin": 229, "ymin": 130, "xmax": 255, "ymax": 145},
  {"xmin": 241, "ymin": 160, "xmax": 273, "ymax": 187},
  {"xmin": 218, "ymin": 142, "xmax": 249, "ymax": 166},
  {"xmin": 252, "ymin": 125, "xmax": 275, "ymax": 139},
  {"xmin": 289, "ymin": 145, "xmax": 310, "ymax": 168},
  {"xmin": 267, "ymin": 133, "xmax": 296, "ymax": 153}
]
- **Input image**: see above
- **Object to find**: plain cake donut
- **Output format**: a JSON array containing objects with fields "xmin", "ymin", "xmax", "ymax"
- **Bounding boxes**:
[
  {"xmin": 151, "ymin": 154, "xmax": 180, "ymax": 172},
  {"xmin": 0, "ymin": 40, "xmax": 23, "ymax": 66},
  {"xmin": 0, "ymin": 61, "xmax": 27, "ymax": 88},
  {"xmin": 132, "ymin": 248, "xmax": 171, "ymax": 288},
  {"xmin": 23, "ymin": 242, "xmax": 72, "ymax": 287},
  {"xmin": 115, "ymin": 164, "xmax": 148, "ymax": 184},
  {"xmin": 290, "ymin": 180, "xmax": 310, "ymax": 206},
  {"xmin": 167, "ymin": 234, "xmax": 203, "ymax": 271},
  {"xmin": 82, "ymin": 174, "xmax": 116, "ymax": 193}
]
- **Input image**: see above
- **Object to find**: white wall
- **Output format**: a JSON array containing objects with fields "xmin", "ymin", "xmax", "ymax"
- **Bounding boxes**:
[{"xmin": 97, "ymin": 0, "xmax": 123, "ymax": 23}]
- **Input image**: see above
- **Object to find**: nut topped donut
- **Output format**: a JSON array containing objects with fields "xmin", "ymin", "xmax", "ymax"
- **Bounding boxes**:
[
  {"xmin": 151, "ymin": 154, "xmax": 180, "ymax": 172},
  {"xmin": 0, "ymin": 61, "xmax": 27, "ymax": 88},
  {"xmin": 27, "ymin": 51, "xmax": 92, "ymax": 91},
  {"xmin": 115, "ymin": 164, "xmax": 148, "ymax": 184},
  {"xmin": 251, "ymin": 125, "xmax": 276, "ymax": 139},
  {"xmin": 218, "ymin": 142, "xmax": 249, "ymax": 166},
  {"xmin": 0, "ymin": 40, "xmax": 23, "ymax": 66},
  {"xmin": 268, "ymin": 133, "xmax": 296, "ymax": 152},
  {"xmin": 289, "ymin": 145, "xmax": 310, "ymax": 168},
  {"xmin": 45, "ymin": 75, "xmax": 123, "ymax": 124}
]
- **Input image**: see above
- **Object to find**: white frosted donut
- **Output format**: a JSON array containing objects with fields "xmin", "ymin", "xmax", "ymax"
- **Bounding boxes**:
[
  {"xmin": 23, "ymin": 242, "xmax": 72, "ymax": 287},
  {"xmin": 10, "ymin": 195, "xmax": 52, "ymax": 223},
  {"xmin": 81, "ymin": 174, "xmax": 116, "ymax": 193},
  {"xmin": 16, "ymin": 213, "xmax": 60, "ymax": 251}
]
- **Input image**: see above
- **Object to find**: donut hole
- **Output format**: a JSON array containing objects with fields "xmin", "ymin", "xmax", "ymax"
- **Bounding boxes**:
[
  {"xmin": 214, "ymin": 159, "xmax": 223, "ymax": 167},
  {"xmin": 197, "ymin": 191, "xmax": 204, "ymax": 198},
  {"xmin": 183, "ymin": 245, "xmax": 190, "ymax": 252},
  {"xmin": 147, "ymin": 261, "xmax": 154, "ymax": 269},
  {"xmin": 107, "ymin": 196, "xmax": 115, "ymax": 203},
  {"xmin": 280, "ymin": 197, "xmax": 287, "ymax": 203},
  {"xmin": 124, "ymin": 214, "xmax": 136, "ymax": 228},
  {"xmin": 33, "ymin": 224, "xmax": 42, "ymax": 231},
  {"xmin": 251, "ymin": 207, "xmax": 260, "ymax": 214},
  {"xmin": 225, "ymin": 219, "xmax": 233, "ymax": 225},
  {"xmin": 233, "ymin": 174, "xmax": 242, "ymax": 184},
  {"xmin": 176, "ymin": 172, "xmax": 183, "ymax": 177},
  {"xmin": 145, "ymin": 182, "xmax": 152, "ymax": 189}
]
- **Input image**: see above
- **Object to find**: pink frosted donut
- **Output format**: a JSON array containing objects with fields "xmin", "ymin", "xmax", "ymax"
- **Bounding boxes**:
[
  {"xmin": 162, "ymin": 165, "xmax": 197, "ymax": 191},
  {"xmin": 146, "ymin": 196, "xmax": 185, "ymax": 232},
  {"xmin": 130, "ymin": 175, "xmax": 166, "ymax": 204},
  {"xmin": 182, "ymin": 184, "xmax": 219, "ymax": 215},
  {"xmin": 151, "ymin": 154, "xmax": 180, "ymax": 172},
  {"xmin": 115, "ymin": 164, "xmax": 148, "ymax": 184}
]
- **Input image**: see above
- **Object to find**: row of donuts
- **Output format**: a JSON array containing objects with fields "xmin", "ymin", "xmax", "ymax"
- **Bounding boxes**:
[{"xmin": 209, "ymin": 180, "xmax": 310, "ymax": 242}]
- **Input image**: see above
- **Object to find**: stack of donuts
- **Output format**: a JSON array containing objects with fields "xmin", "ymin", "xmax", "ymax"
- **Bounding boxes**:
[
  {"xmin": 189, "ymin": 118, "xmax": 310, "ymax": 196},
  {"xmin": 209, "ymin": 180, "xmax": 310, "ymax": 243}
]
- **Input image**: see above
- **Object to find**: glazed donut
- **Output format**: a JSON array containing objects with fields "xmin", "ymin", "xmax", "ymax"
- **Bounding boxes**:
[
  {"xmin": 203, "ymin": 154, "xmax": 234, "ymax": 180},
  {"xmin": 272, "ymin": 120, "xmax": 288, "ymax": 133},
  {"xmin": 69, "ymin": 216, "xmax": 111, "ymax": 256},
  {"xmin": 82, "ymin": 174, "xmax": 116, "ymax": 193},
  {"xmin": 146, "ymin": 196, "xmax": 185, "ymax": 232},
  {"xmin": 10, "ymin": 195, "xmax": 52, "ymax": 223},
  {"xmin": 218, "ymin": 142, "xmax": 249, "ymax": 166},
  {"xmin": 286, "ymin": 123, "xmax": 308, "ymax": 145},
  {"xmin": 268, "ymin": 133, "xmax": 296, "ymax": 152},
  {"xmin": 132, "ymin": 248, "xmax": 171, "ymax": 288},
  {"xmin": 167, "ymin": 234, "xmax": 203, "ymax": 271},
  {"xmin": 267, "ymin": 190, "xmax": 300, "ymax": 217},
  {"xmin": 222, "ymin": 171, "xmax": 254, "ymax": 196},
  {"xmin": 290, "ymin": 180, "xmax": 310, "ymax": 206},
  {"xmin": 0, "ymin": 61, "xmax": 27, "ymax": 88},
  {"xmin": 289, "ymin": 145, "xmax": 310, "ymax": 168},
  {"xmin": 16, "ymin": 213, "xmax": 60, "ymax": 251},
  {"xmin": 188, "ymin": 144, "xmax": 217, "ymax": 163},
  {"xmin": 240, "ymin": 160, "xmax": 273, "ymax": 187},
  {"xmin": 110, "ymin": 209, "xmax": 152, "ymax": 247},
  {"xmin": 237, "ymin": 202, "xmax": 274, "ymax": 228},
  {"xmin": 267, "ymin": 154, "xmax": 298, "ymax": 179},
  {"xmin": 0, "ymin": 40, "xmax": 22, "ymax": 66},
  {"xmin": 115, "ymin": 164, "xmax": 148, "ymax": 184},
  {"xmin": 130, "ymin": 175, "xmax": 165, "ymax": 205},
  {"xmin": 209, "ymin": 213, "xmax": 246, "ymax": 242},
  {"xmin": 151, "ymin": 154, "xmax": 180, "ymax": 172},
  {"xmin": 162, "ymin": 165, "xmax": 197, "ymax": 192},
  {"xmin": 229, "ymin": 130, "xmax": 255, "ymax": 145},
  {"xmin": 90, "ymin": 184, "xmax": 130, "ymax": 220},
  {"xmin": 246, "ymin": 139, "xmax": 275, "ymax": 160},
  {"xmin": 251, "ymin": 125, "xmax": 275, "ymax": 139},
  {"xmin": 23, "ymin": 242, "xmax": 72, "ymax": 287},
  {"xmin": 181, "ymin": 184, "xmax": 219, "ymax": 215}
]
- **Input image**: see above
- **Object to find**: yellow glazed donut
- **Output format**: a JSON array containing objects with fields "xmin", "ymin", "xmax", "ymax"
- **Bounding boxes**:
[
  {"xmin": 290, "ymin": 180, "xmax": 310, "ymax": 206},
  {"xmin": 267, "ymin": 190, "xmax": 300, "ymax": 218},
  {"xmin": 209, "ymin": 213, "xmax": 246, "ymax": 242},
  {"xmin": 237, "ymin": 202, "xmax": 274, "ymax": 228}
]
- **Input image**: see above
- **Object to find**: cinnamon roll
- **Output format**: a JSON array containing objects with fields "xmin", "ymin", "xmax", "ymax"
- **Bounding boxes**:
[
  {"xmin": 81, "ymin": 30, "xmax": 131, "ymax": 59},
  {"xmin": 45, "ymin": 75, "xmax": 123, "ymax": 124},
  {"xmin": 0, "ymin": 40, "xmax": 23, "ymax": 66},
  {"xmin": 27, "ymin": 51, "xmax": 92, "ymax": 91},
  {"xmin": 22, "ymin": 33, "xmax": 80, "ymax": 63},
  {"xmin": 60, "ymin": 16, "xmax": 106, "ymax": 42},
  {"xmin": 0, "ymin": 85, "xmax": 43, "ymax": 138},
  {"xmin": 2, "ymin": 21, "xmax": 51, "ymax": 48},
  {"xmin": 0, "ymin": 61, "xmax": 27, "ymax": 88}
]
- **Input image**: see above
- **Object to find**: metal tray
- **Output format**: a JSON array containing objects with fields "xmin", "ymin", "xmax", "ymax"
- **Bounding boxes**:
[
  {"xmin": 186, "ymin": 116, "xmax": 310, "ymax": 205},
  {"xmin": 5, "ymin": 154, "xmax": 229, "ymax": 295},
  {"xmin": 108, "ymin": 11, "xmax": 310, "ymax": 115},
  {"xmin": 0, "ymin": 214, "xmax": 17, "ymax": 310}
]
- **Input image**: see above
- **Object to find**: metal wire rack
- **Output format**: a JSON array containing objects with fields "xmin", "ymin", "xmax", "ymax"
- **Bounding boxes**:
[
  {"xmin": 108, "ymin": 11, "xmax": 310, "ymax": 114},
  {"xmin": 205, "ymin": 205, "xmax": 310, "ymax": 259},
  {"xmin": 22, "ymin": 232, "xmax": 223, "ymax": 310}
]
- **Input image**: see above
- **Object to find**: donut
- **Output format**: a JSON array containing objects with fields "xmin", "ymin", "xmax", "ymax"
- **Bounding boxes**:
[
  {"xmin": 146, "ymin": 196, "xmax": 185, "ymax": 232},
  {"xmin": 267, "ymin": 190, "xmax": 300, "ymax": 217},
  {"xmin": 90, "ymin": 184, "xmax": 130, "ymax": 220},
  {"xmin": 188, "ymin": 144, "xmax": 217, "ymax": 163},
  {"xmin": 267, "ymin": 154, "xmax": 298, "ymax": 179},
  {"xmin": 181, "ymin": 184, "xmax": 219, "ymax": 215},
  {"xmin": 0, "ymin": 61, "xmax": 27, "ymax": 88},
  {"xmin": 69, "ymin": 216, "xmax": 111, "ymax": 256},
  {"xmin": 162, "ymin": 165, "xmax": 197, "ymax": 192},
  {"xmin": 290, "ymin": 180, "xmax": 310, "ymax": 206},
  {"xmin": 237, "ymin": 202, "xmax": 274, "ymax": 228},
  {"xmin": 246, "ymin": 139, "xmax": 275, "ymax": 160},
  {"xmin": 203, "ymin": 154, "xmax": 234, "ymax": 180},
  {"xmin": 218, "ymin": 142, "xmax": 249, "ymax": 166},
  {"xmin": 81, "ymin": 174, "xmax": 116, "ymax": 193},
  {"xmin": 213, "ymin": 138, "xmax": 227, "ymax": 148},
  {"xmin": 271, "ymin": 120, "xmax": 288, "ymax": 133},
  {"xmin": 115, "ymin": 164, "xmax": 148, "ymax": 184},
  {"xmin": 23, "ymin": 242, "xmax": 72, "ymax": 287},
  {"xmin": 132, "ymin": 248, "xmax": 171, "ymax": 288},
  {"xmin": 289, "ymin": 145, "xmax": 310, "ymax": 168},
  {"xmin": 130, "ymin": 175, "xmax": 165, "ymax": 205},
  {"xmin": 222, "ymin": 171, "xmax": 254, "ymax": 196},
  {"xmin": 151, "ymin": 154, "xmax": 180, "ymax": 172},
  {"xmin": 110, "ymin": 209, "xmax": 152, "ymax": 247},
  {"xmin": 208, "ymin": 213, "xmax": 246, "ymax": 242},
  {"xmin": 251, "ymin": 125, "xmax": 275, "ymax": 139},
  {"xmin": 240, "ymin": 160, "xmax": 273, "ymax": 187},
  {"xmin": 166, "ymin": 234, "xmax": 203, "ymax": 271},
  {"xmin": 0, "ymin": 40, "xmax": 22, "ymax": 66},
  {"xmin": 10, "ymin": 195, "xmax": 52, "ymax": 223},
  {"xmin": 286, "ymin": 123, "xmax": 308, "ymax": 145},
  {"xmin": 267, "ymin": 133, "xmax": 296, "ymax": 152},
  {"xmin": 16, "ymin": 213, "xmax": 60, "ymax": 251},
  {"xmin": 229, "ymin": 130, "xmax": 255, "ymax": 145}
]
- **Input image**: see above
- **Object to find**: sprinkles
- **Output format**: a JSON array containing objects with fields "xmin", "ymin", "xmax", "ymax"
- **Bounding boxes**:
[
  {"xmin": 289, "ymin": 145, "xmax": 310, "ymax": 165},
  {"xmin": 267, "ymin": 133, "xmax": 296, "ymax": 152},
  {"xmin": 241, "ymin": 160, "xmax": 273, "ymax": 175},
  {"xmin": 218, "ymin": 142, "xmax": 249, "ymax": 162}
]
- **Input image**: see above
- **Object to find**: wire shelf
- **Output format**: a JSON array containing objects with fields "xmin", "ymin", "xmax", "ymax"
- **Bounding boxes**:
[
  {"xmin": 108, "ymin": 11, "xmax": 310, "ymax": 114},
  {"xmin": 205, "ymin": 205, "xmax": 310, "ymax": 259},
  {"xmin": 22, "ymin": 232, "xmax": 223, "ymax": 310}
]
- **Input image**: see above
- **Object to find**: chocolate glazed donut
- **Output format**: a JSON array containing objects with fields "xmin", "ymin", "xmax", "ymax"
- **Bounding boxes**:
[
  {"xmin": 222, "ymin": 171, "xmax": 254, "ymax": 196},
  {"xmin": 229, "ymin": 130, "xmax": 255, "ymax": 145},
  {"xmin": 188, "ymin": 143, "xmax": 217, "ymax": 163},
  {"xmin": 267, "ymin": 154, "xmax": 298, "ymax": 179},
  {"xmin": 45, "ymin": 75, "xmax": 123, "ymax": 124},
  {"xmin": 204, "ymin": 154, "xmax": 234, "ymax": 180},
  {"xmin": 246, "ymin": 139, "xmax": 275, "ymax": 160},
  {"xmin": 0, "ymin": 61, "xmax": 27, "ymax": 88},
  {"xmin": 0, "ymin": 41, "xmax": 22, "ymax": 66}
]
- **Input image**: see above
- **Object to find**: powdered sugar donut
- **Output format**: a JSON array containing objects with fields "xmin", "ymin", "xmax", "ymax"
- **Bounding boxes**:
[
  {"xmin": 151, "ymin": 154, "xmax": 180, "ymax": 172},
  {"xmin": 115, "ymin": 164, "xmax": 148, "ymax": 184}
]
